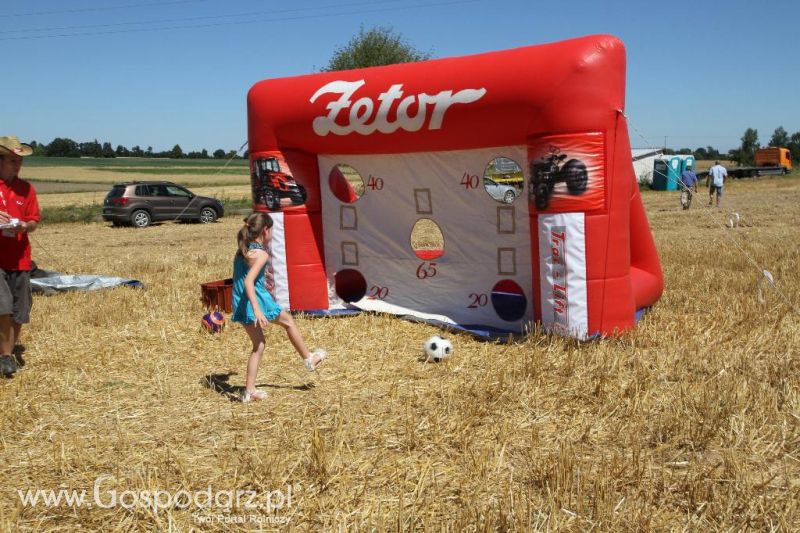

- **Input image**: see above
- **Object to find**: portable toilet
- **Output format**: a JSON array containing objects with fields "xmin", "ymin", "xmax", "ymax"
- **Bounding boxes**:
[
  {"xmin": 652, "ymin": 155, "xmax": 682, "ymax": 190},
  {"xmin": 680, "ymin": 155, "xmax": 696, "ymax": 173}
]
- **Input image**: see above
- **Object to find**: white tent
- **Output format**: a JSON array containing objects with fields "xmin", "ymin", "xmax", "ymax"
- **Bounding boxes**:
[{"xmin": 631, "ymin": 148, "xmax": 663, "ymax": 185}]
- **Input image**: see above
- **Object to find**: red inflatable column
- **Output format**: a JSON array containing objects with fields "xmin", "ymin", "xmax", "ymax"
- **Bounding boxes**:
[{"xmin": 250, "ymin": 149, "xmax": 329, "ymax": 310}]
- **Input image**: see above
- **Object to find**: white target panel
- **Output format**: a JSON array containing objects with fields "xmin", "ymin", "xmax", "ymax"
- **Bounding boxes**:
[{"xmin": 318, "ymin": 146, "xmax": 534, "ymax": 332}]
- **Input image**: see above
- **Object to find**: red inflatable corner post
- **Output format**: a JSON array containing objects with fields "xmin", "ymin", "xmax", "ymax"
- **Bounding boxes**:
[{"xmin": 247, "ymin": 34, "xmax": 664, "ymax": 339}]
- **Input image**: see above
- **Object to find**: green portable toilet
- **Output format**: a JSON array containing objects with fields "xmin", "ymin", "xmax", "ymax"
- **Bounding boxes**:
[{"xmin": 652, "ymin": 155, "xmax": 682, "ymax": 190}]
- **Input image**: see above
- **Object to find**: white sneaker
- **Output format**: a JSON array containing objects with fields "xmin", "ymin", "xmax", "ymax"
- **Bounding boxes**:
[
  {"xmin": 304, "ymin": 349, "xmax": 327, "ymax": 372},
  {"xmin": 241, "ymin": 389, "xmax": 267, "ymax": 403}
]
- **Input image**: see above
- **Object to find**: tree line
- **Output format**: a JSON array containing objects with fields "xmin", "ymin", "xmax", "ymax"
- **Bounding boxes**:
[
  {"xmin": 727, "ymin": 126, "xmax": 799, "ymax": 166},
  {"xmin": 32, "ymin": 124, "xmax": 798, "ymax": 167},
  {"xmin": 662, "ymin": 126, "xmax": 798, "ymax": 165},
  {"xmin": 26, "ymin": 138, "xmax": 246, "ymax": 160}
]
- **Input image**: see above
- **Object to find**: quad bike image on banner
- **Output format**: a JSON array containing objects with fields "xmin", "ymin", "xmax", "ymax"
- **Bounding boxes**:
[
  {"xmin": 251, "ymin": 157, "xmax": 308, "ymax": 211},
  {"xmin": 529, "ymin": 146, "xmax": 588, "ymax": 210},
  {"xmin": 527, "ymin": 132, "xmax": 606, "ymax": 213}
]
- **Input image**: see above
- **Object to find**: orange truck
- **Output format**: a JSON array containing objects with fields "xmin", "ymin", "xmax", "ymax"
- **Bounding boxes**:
[
  {"xmin": 719, "ymin": 147, "xmax": 794, "ymax": 178},
  {"xmin": 754, "ymin": 147, "xmax": 792, "ymax": 173}
]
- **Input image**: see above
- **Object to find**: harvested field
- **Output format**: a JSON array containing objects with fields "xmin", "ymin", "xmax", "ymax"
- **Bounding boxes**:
[
  {"xmin": 1, "ymin": 174, "xmax": 798, "ymax": 530},
  {"xmin": 34, "ymin": 185, "xmax": 252, "ymax": 210},
  {"xmin": 694, "ymin": 159, "xmax": 737, "ymax": 172},
  {"xmin": 27, "ymin": 158, "xmax": 252, "ymax": 210},
  {"xmin": 23, "ymin": 166, "xmax": 246, "ymax": 187},
  {"xmin": 28, "ymin": 181, "xmax": 110, "ymax": 194},
  {"xmin": 23, "ymin": 157, "xmax": 249, "ymax": 188}
]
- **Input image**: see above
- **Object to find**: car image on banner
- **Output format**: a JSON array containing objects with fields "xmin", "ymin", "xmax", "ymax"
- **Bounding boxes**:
[{"xmin": 483, "ymin": 177, "xmax": 519, "ymax": 204}]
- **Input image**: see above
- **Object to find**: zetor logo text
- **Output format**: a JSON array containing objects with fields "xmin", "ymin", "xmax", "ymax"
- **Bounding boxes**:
[{"xmin": 309, "ymin": 80, "xmax": 486, "ymax": 136}]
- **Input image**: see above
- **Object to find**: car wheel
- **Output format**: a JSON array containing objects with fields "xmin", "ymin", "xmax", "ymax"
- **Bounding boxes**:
[
  {"xmin": 503, "ymin": 190, "xmax": 516, "ymax": 204},
  {"xmin": 131, "ymin": 209, "xmax": 151, "ymax": 228},
  {"xmin": 199, "ymin": 207, "xmax": 217, "ymax": 224},
  {"xmin": 264, "ymin": 190, "xmax": 280, "ymax": 210},
  {"xmin": 297, "ymin": 184, "xmax": 308, "ymax": 203},
  {"xmin": 534, "ymin": 184, "xmax": 550, "ymax": 210}
]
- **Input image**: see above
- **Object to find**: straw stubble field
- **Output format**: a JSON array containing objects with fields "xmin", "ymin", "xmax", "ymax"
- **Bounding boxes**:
[{"xmin": 0, "ymin": 173, "xmax": 799, "ymax": 530}]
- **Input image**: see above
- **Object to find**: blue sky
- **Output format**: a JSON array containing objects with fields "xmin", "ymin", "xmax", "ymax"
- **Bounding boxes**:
[{"xmin": 3, "ymin": 0, "xmax": 798, "ymax": 154}]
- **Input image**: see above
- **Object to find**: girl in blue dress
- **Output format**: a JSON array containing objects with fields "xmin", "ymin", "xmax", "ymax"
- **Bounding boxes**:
[{"xmin": 232, "ymin": 212, "xmax": 326, "ymax": 402}]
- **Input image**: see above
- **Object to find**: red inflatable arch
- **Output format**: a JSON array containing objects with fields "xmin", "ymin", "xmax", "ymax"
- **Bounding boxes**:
[{"xmin": 247, "ymin": 34, "xmax": 663, "ymax": 339}]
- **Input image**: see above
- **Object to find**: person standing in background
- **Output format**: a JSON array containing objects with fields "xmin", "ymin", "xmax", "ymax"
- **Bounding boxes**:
[{"xmin": 707, "ymin": 161, "xmax": 727, "ymax": 208}]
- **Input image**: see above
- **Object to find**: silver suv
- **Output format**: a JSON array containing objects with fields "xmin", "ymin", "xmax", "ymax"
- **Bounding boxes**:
[{"xmin": 102, "ymin": 181, "xmax": 224, "ymax": 228}]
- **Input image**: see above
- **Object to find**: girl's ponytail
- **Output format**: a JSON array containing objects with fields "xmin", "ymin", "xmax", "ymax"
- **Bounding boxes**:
[{"xmin": 236, "ymin": 212, "xmax": 274, "ymax": 256}]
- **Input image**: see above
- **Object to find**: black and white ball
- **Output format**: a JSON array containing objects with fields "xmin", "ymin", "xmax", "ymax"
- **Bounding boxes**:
[{"xmin": 424, "ymin": 335, "xmax": 453, "ymax": 361}]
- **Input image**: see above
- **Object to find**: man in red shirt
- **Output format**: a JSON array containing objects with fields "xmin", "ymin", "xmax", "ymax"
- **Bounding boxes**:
[{"xmin": 0, "ymin": 135, "xmax": 40, "ymax": 377}]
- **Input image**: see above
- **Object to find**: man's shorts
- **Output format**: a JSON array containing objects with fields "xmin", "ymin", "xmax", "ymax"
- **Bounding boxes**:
[
  {"xmin": 680, "ymin": 189, "xmax": 692, "ymax": 209},
  {"xmin": 709, "ymin": 185, "xmax": 723, "ymax": 196},
  {"xmin": 0, "ymin": 269, "xmax": 32, "ymax": 323}
]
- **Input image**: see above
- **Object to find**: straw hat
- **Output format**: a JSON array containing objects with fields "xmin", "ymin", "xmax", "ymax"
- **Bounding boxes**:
[{"xmin": 0, "ymin": 136, "xmax": 33, "ymax": 157}]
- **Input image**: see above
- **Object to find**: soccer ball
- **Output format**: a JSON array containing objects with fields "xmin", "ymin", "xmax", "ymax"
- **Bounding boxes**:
[
  {"xmin": 423, "ymin": 335, "xmax": 453, "ymax": 361},
  {"xmin": 201, "ymin": 310, "xmax": 226, "ymax": 333}
]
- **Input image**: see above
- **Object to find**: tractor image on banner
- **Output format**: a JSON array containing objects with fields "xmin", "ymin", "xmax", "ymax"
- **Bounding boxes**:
[{"xmin": 246, "ymin": 34, "xmax": 664, "ymax": 340}]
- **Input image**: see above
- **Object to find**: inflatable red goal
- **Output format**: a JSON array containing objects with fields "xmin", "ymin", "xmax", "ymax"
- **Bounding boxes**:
[{"xmin": 247, "ymin": 34, "xmax": 663, "ymax": 339}]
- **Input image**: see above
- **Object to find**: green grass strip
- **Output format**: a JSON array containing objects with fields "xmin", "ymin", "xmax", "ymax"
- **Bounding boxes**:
[{"xmin": 40, "ymin": 198, "xmax": 255, "ymax": 225}]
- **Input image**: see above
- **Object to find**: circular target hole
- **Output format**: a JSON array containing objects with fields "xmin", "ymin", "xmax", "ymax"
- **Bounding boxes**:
[
  {"xmin": 491, "ymin": 279, "xmax": 527, "ymax": 321},
  {"xmin": 483, "ymin": 157, "xmax": 523, "ymax": 204},
  {"xmin": 334, "ymin": 269, "xmax": 367, "ymax": 303},
  {"xmin": 410, "ymin": 218, "xmax": 444, "ymax": 260},
  {"xmin": 329, "ymin": 164, "xmax": 365, "ymax": 203}
]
